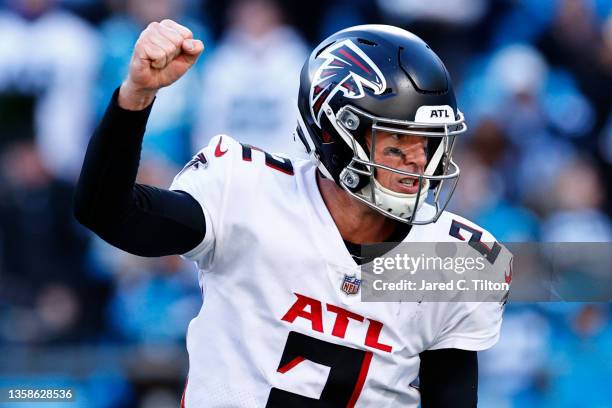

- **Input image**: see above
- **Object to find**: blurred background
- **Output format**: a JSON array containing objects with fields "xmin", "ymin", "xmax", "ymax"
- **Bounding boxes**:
[{"xmin": 0, "ymin": 0, "xmax": 610, "ymax": 406}]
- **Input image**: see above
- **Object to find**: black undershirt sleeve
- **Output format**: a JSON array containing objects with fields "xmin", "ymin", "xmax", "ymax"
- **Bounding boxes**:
[
  {"xmin": 73, "ymin": 87, "xmax": 206, "ymax": 257},
  {"xmin": 418, "ymin": 348, "xmax": 478, "ymax": 408}
]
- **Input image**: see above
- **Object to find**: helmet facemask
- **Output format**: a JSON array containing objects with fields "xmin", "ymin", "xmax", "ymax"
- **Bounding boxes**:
[
  {"xmin": 295, "ymin": 26, "xmax": 468, "ymax": 225},
  {"xmin": 330, "ymin": 105, "xmax": 467, "ymax": 225}
]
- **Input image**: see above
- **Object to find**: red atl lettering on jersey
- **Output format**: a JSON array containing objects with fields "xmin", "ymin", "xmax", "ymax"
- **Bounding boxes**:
[
  {"xmin": 281, "ymin": 293, "xmax": 323, "ymax": 332},
  {"xmin": 281, "ymin": 293, "xmax": 393, "ymax": 353},
  {"xmin": 326, "ymin": 304, "xmax": 364, "ymax": 338},
  {"xmin": 364, "ymin": 319, "xmax": 393, "ymax": 353}
]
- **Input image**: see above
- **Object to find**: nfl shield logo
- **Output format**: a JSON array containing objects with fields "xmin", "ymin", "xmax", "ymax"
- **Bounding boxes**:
[{"xmin": 341, "ymin": 274, "xmax": 361, "ymax": 295}]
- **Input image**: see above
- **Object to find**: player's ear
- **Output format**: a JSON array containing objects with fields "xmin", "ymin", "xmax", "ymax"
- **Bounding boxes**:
[{"xmin": 364, "ymin": 128, "xmax": 372, "ymax": 150}]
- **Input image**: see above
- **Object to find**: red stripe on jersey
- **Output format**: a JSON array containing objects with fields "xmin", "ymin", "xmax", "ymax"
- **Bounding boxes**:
[
  {"xmin": 266, "ymin": 162, "xmax": 295, "ymax": 176},
  {"xmin": 277, "ymin": 356, "xmax": 305, "ymax": 374},
  {"xmin": 180, "ymin": 376, "xmax": 188, "ymax": 408},
  {"xmin": 347, "ymin": 351, "xmax": 373, "ymax": 407}
]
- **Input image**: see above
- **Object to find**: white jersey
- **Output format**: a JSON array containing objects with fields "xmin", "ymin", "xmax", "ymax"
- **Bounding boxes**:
[{"xmin": 170, "ymin": 135, "xmax": 511, "ymax": 408}]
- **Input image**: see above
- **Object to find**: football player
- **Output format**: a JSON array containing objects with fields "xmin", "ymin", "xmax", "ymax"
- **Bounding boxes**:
[{"xmin": 75, "ymin": 20, "xmax": 511, "ymax": 407}]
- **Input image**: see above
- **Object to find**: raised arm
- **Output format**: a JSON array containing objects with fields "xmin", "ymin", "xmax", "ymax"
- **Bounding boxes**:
[{"xmin": 74, "ymin": 20, "xmax": 206, "ymax": 257}]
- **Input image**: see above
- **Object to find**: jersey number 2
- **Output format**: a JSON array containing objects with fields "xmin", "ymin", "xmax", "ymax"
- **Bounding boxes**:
[
  {"xmin": 241, "ymin": 144, "xmax": 294, "ymax": 175},
  {"xmin": 266, "ymin": 331, "xmax": 372, "ymax": 407},
  {"xmin": 449, "ymin": 220, "xmax": 500, "ymax": 264}
]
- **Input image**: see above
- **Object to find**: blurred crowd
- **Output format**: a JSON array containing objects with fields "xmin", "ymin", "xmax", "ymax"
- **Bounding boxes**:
[{"xmin": 0, "ymin": 0, "xmax": 610, "ymax": 406}]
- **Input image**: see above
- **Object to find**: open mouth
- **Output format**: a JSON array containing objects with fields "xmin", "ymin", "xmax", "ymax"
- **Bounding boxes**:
[{"xmin": 396, "ymin": 177, "xmax": 422, "ymax": 194}]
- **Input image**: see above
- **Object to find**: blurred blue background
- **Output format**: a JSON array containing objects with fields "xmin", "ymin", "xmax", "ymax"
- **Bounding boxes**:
[{"xmin": 0, "ymin": 0, "xmax": 610, "ymax": 407}]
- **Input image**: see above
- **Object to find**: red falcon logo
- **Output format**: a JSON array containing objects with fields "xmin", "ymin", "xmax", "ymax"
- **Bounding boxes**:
[{"xmin": 310, "ymin": 39, "xmax": 387, "ymax": 126}]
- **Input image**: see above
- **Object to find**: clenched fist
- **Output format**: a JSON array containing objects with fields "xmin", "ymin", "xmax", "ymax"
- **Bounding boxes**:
[{"xmin": 119, "ymin": 19, "xmax": 204, "ymax": 110}]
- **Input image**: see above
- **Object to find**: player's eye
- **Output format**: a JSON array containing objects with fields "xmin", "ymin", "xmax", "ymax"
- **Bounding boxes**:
[{"xmin": 384, "ymin": 147, "xmax": 403, "ymax": 157}]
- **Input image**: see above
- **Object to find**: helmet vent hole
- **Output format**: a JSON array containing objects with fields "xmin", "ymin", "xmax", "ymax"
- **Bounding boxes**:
[
  {"xmin": 315, "ymin": 41, "xmax": 336, "ymax": 58},
  {"xmin": 357, "ymin": 38, "xmax": 377, "ymax": 46}
]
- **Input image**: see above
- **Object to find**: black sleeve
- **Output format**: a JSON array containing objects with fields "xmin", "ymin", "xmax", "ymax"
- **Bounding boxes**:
[
  {"xmin": 418, "ymin": 348, "xmax": 478, "ymax": 408},
  {"xmin": 74, "ymin": 87, "xmax": 206, "ymax": 257}
]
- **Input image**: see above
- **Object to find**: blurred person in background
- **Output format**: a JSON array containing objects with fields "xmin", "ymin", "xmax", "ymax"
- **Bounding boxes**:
[
  {"xmin": 374, "ymin": 0, "xmax": 490, "ymax": 77},
  {"xmin": 537, "ymin": 0, "xmax": 612, "ymax": 139},
  {"xmin": 479, "ymin": 306, "xmax": 552, "ymax": 407},
  {"xmin": 541, "ymin": 156, "xmax": 612, "ymax": 242},
  {"xmin": 545, "ymin": 304, "xmax": 612, "ymax": 407},
  {"xmin": 193, "ymin": 0, "xmax": 307, "ymax": 156},
  {"xmin": 0, "ymin": 0, "xmax": 99, "ymax": 181},
  {"xmin": 458, "ymin": 42, "xmax": 599, "ymax": 217},
  {"xmin": 449, "ymin": 119, "xmax": 541, "ymax": 242},
  {"xmin": 97, "ymin": 0, "xmax": 210, "ymax": 166},
  {"xmin": 316, "ymin": 0, "xmax": 381, "ymax": 39},
  {"xmin": 0, "ymin": 98, "xmax": 108, "ymax": 344},
  {"xmin": 106, "ymin": 252, "xmax": 202, "ymax": 344}
]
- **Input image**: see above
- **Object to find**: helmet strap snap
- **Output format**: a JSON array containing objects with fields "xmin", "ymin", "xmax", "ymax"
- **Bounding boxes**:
[{"xmin": 340, "ymin": 168, "xmax": 360, "ymax": 189}]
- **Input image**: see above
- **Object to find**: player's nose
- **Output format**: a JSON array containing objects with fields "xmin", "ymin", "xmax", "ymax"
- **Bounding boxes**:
[{"xmin": 402, "ymin": 143, "xmax": 427, "ymax": 170}]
